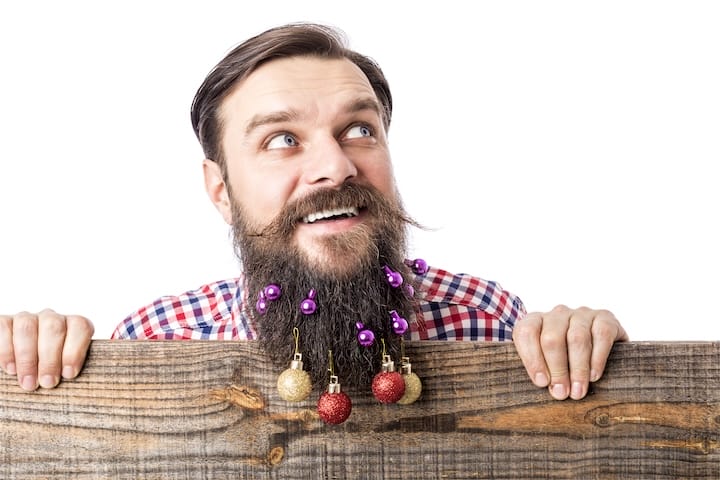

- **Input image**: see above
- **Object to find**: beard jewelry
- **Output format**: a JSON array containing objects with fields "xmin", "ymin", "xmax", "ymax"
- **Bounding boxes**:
[
  {"xmin": 371, "ymin": 340, "xmax": 406, "ymax": 404},
  {"xmin": 389, "ymin": 310, "xmax": 409, "ymax": 335},
  {"xmin": 383, "ymin": 265, "xmax": 404, "ymax": 288},
  {"xmin": 397, "ymin": 338, "xmax": 422, "ymax": 405},
  {"xmin": 317, "ymin": 350, "xmax": 352, "ymax": 425},
  {"xmin": 405, "ymin": 258, "xmax": 429, "ymax": 275},
  {"xmin": 255, "ymin": 283, "xmax": 282, "ymax": 315},
  {"xmin": 300, "ymin": 289, "xmax": 318, "ymax": 315},
  {"xmin": 276, "ymin": 327, "xmax": 313, "ymax": 402},
  {"xmin": 356, "ymin": 322, "xmax": 376, "ymax": 347}
]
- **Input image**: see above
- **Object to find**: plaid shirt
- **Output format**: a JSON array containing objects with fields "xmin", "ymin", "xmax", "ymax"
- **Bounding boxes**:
[{"xmin": 111, "ymin": 264, "xmax": 525, "ymax": 341}]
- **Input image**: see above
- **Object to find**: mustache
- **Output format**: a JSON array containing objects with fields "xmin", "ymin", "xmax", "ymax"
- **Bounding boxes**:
[{"xmin": 247, "ymin": 183, "xmax": 420, "ymax": 239}]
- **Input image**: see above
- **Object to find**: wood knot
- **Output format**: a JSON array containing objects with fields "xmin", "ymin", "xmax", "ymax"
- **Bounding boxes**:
[
  {"xmin": 595, "ymin": 413, "xmax": 611, "ymax": 427},
  {"xmin": 209, "ymin": 384, "xmax": 265, "ymax": 410},
  {"xmin": 267, "ymin": 446, "xmax": 284, "ymax": 466}
]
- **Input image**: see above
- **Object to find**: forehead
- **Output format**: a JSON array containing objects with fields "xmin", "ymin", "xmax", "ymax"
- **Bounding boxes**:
[{"xmin": 219, "ymin": 56, "xmax": 378, "ymax": 130}]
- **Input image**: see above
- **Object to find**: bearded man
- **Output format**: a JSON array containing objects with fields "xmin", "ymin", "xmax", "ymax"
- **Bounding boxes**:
[{"xmin": 0, "ymin": 23, "xmax": 627, "ymax": 402}]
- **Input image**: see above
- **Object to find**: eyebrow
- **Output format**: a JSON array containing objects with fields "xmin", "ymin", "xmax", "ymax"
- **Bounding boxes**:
[{"xmin": 243, "ymin": 97, "xmax": 382, "ymax": 137}]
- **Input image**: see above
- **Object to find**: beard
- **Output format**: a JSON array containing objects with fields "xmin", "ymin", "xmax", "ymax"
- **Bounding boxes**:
[{"xmin": 231, "ymin": 182, "xmax": 421, "ymax": 393}]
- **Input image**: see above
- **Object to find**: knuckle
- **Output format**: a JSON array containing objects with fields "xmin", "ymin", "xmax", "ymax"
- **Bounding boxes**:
[
  {"xmin": 566, "ymin": 328, "xmax": 590, "ymax": 346},
  {"xmin": 592, "ymin": 321, "xmax": 616, "ymax": 340},
  {"xmin": 551, "ymin": 304, "xmax": 570, "ymax": 314},
  {"xmin": 40, "ymin": 315, "xmax": 67, "ymax": 338},
  {"xmin": 13, "ymin": 316, "xmax": 39, "ymax": 337},
  {"xmin": 540, "ymin": 331, "xmax": 565, "ymax": 350},
  {"xmin": 67, "ymin": 315, "xmax": 94, "ymax": 337}
]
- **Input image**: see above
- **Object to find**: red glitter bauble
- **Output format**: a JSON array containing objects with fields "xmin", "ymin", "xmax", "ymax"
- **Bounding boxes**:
[
  {"xmin": 372, "ymin": 371, "xmax": 406, "ymax": 403},
  {"xmin": 317, "ymin": 392, "xmax": 352, "ymax": 424}
]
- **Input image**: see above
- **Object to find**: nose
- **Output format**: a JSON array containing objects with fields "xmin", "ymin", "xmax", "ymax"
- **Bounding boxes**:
[{"xmin": 303, "ymin": 137, "xmax": 358, "ymax": 187}]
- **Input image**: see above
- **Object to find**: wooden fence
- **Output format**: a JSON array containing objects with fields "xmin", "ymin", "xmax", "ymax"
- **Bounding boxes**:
[{"xmin": 1, "ymin": 340, "xmax": 718, "ymax": 479}]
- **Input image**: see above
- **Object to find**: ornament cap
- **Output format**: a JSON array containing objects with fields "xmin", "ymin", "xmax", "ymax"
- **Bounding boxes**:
[
  {"xmin": 328, "ymin": 375, "xmax": 341, "ymax": 394},
  {"xmin": 290, "ymin": 352, "xmax": 304, "ymax": 370},
  {"xmin": 400, "ymin": 356, "xmax": 412, "ymax": 375},
  {"xmin": 381, "ymin": 354, "xmax": 396, "ymax": 373}
]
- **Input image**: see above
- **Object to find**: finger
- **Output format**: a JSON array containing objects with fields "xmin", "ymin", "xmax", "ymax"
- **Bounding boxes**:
[
  {"xmin": 61, "ymin": 315, "xmax": 94, "ymax": 379},
  {"xmin": 539, "ymin": 305, "xmax": 572, "ymax": 400},
  {"xmin": 36, "ymin": 309, "xmax": 67, "ymax": 388},
  {"xmin": 0, "ymin": 315, "xmax": 15, "ymax": 374},
  {"xmin": 566, "ymin": 308, "xmax": 593, "ymax": 400},
  {"xmin": 12, "ymin": 312, "xmax": 39, "ymax": 391},
  {"xmin": 589, "ymin": 310, "xmax": 627, "ymax": 382},
  {"xmin": 512, "ymin": 312, "xmax": 550, "ymax": 387}
]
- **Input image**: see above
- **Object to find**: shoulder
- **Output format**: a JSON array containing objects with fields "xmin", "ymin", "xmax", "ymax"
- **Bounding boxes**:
[
  {"xmin": 411, "ymin": 262, "xmax": 526, "ymax": 340},
  {"xmin": 111, "ymin": 278, "xmax": 250, "ymax": 339}
]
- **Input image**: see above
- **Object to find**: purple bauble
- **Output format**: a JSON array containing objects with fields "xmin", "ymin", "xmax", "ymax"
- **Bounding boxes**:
[
  {"xmin": 411, "ymin": 258, "xmax": 429, "ymax": 275},
  {"xmin": 255, "ymin": 296, "xmax": 268, "ymax": 315},
  {"xmin": 357, "ymin": 329, "xmax": 375, "ymax": 347},
  {"xmin": 300, "ymin": 289, "xmax": 317, "ymax": 315},
  {"xmin": 383, "ymin": 265, "xmax": 403, "ymax": 288},
  {"xmin": 392, "ymin": 317, "xmax": 409, "ymax": 336},
  {"xmin": 263, "ymin": 284, "xmax": 282, "ymax": 301}
]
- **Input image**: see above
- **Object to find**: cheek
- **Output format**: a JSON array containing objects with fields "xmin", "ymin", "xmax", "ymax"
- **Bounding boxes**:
[
  {"xmin": 363, "ymin": 159, "xmax": 397, "ymax": 199},
  {"xmin": 230, "ymin": 170, "xmax": 297, "ymax": 227}
]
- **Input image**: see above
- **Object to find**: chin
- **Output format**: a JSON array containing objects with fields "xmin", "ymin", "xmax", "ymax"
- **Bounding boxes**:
[{"xmin": 297, "ymin": 230, "xmax": 377, "ymax": 277}]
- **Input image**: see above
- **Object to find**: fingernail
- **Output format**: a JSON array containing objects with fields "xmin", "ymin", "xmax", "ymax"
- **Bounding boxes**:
[
  {"xmin": 551, "ymin": 383, "xmax": 566, "ymax": 399},
  {"xmin": 571, "ymin": 381, "xmax": 583, "ymax": 399},
  {"xmin": 62, "ymin": 366, "xmax": 76, "ymax": 379},
  {"xmin": 39, "ymin": 375, "xmax": 58, "ymax": 388},
  {"xmin": 21, "ymin": 375, "xmax": 37, "ymax": 391},
  {"xmin": 535, "ymin": 372, "xmax": 549, "ymax": 386},
  {"xmin": 5, "ymin": 362, "xmax": 16, "ymax": 375},
  {"xmin": 590, "ymin": 369, "xmax": 600, "ymax": 382}
]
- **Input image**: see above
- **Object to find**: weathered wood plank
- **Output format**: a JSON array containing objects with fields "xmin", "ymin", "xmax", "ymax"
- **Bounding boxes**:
[{"xmin": 1, "ymin": 341, "xmax": 718, "ymax": 479}]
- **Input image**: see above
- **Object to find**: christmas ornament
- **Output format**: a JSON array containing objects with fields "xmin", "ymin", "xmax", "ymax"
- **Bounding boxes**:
[
  {"xmin": 355, "ymin": 321, "xmax": 376, "ymax": 347},
  {"xmin": 397, "ymin": 355, "xmax": 422, "ymax": 405},
  {"xmin": 277, "ymin": 327, "xmax": 312, "ymax": 402},
  {"xmin": 389, "ymin": 310, "xmax": 408, "ymax": 335},
  {"xmin": 300, "ymin": 289, "xmax": 317, "ymax": 315},
  {"xmin": 317, "ymin": 350, "xmax": 352, "ymax": 424},
  {"xmin": 405, "ymin": 258, "xmax": 429, "ymax": 275},
  {"xmin": 263, "ymin": 283, "xmax": 282, "ymax": 301},
  {"xmin": 372, "ymin": 348, "xmax": 405, "ymax": 404},
  {"xmin": 255, "ymin": 283, "xmax": 282, "ymax": 315},
  {"xmin": 382, "ymin": 265, "xmax": 404, "ymax": 288},
  {"xmin": 255, "ymin": 291, "xmax": 268, "ymax": 315}
]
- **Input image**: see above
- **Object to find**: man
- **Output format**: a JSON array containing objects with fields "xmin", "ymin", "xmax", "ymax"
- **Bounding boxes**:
[{"xmin": 0, "ymin": 23, "xmax": 627, "ymax": 401}]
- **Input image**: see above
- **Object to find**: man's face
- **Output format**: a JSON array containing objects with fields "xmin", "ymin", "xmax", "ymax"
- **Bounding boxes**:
[{"xmin": 209, "ymin": 56, "xmax": 398, "ymax": 274}]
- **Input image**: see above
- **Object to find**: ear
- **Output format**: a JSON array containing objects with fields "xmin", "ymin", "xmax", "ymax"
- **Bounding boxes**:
[{"xmin": 203, "ymin": 159, "xmax": 233, "ymax": 225}]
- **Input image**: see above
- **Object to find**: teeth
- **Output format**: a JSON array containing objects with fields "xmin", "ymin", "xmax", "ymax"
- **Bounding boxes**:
[{"xmin": 303, "ymin": 207, "xmax": 360, "ymax": 224}]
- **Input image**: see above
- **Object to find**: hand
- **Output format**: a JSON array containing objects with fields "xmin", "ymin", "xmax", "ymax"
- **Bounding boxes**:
[
  {"xmin": 512, "ymin": 305, "xmax": 628, "ymax": 400},
  {"xmin": 0, "ymin": 309, "xmax": 94, "ymax": 391}
]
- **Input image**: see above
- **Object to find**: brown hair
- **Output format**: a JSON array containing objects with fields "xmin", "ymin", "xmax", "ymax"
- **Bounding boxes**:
[{"xmin": 190, "ymin": 22, "xmax": 393, "ymax": 174}]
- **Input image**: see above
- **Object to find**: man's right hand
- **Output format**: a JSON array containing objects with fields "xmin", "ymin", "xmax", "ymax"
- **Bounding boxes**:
[{"xmin": 0, "ymin": 310, "xmax": 94, "ymax": 391}]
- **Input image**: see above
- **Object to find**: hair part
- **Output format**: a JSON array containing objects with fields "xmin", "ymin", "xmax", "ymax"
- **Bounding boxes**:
[{"xmin": 190, "ymin": 22, "xmax": 393, "ymax": 176}]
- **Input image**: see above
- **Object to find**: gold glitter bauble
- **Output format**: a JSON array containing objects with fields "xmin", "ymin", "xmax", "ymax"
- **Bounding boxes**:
[
  {"xmin": 277, "ymin": 367, "xmax": 312, "ymax": 402},
  {"xmin": 397, "ymin": 372, "xmax": 422, "ymax": 405}
]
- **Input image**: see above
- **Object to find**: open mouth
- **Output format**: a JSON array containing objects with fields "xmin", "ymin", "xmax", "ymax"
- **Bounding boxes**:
[{"xmin": 302, "ymin": 206, "xmax": 361, "ymax": 224}]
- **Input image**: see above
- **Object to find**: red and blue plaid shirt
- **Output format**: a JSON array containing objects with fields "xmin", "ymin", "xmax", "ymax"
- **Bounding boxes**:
[{"xmin": 111, "ymin": 264, "xmax": 525, "ymax": 342}]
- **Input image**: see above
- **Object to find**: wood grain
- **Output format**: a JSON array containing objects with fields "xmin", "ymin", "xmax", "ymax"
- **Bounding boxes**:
[{"xmin": 1, "ymin": 341, "xmax": 718, "ymax": 479}]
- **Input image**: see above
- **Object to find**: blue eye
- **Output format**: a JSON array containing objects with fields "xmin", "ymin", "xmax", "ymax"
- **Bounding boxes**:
[
  {"xmin": 267, "ymin": 133, "xmax": 299, "ymax": 149},
  {"xmin": 345, "ymin": 124, "xmax": 373, "ymax": 139}
]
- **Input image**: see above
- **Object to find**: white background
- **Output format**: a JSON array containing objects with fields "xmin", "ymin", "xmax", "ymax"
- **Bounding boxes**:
[{"xmin": 1, "ymin": 1, "xmax": 718, "ymax": 341}]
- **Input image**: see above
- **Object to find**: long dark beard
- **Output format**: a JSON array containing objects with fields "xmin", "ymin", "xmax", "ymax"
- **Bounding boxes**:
[{"xmin": 232, "ymin": 183, "xmax": 421, "ymax": 392}]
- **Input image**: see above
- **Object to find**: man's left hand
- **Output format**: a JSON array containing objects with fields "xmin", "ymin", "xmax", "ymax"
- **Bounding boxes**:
[{"xmin": 512, "ymin": 305, "xmax": 628, "ymax": 400}]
